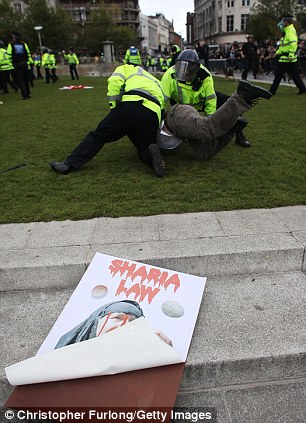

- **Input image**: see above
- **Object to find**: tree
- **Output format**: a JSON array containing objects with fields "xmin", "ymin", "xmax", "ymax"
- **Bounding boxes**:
[
  {"xmin": 72, "ymin": 4, "xmax": 138, "ymax": 56},
  {"xmin": 249, "ymin": 0, "xmax": 304, "ymax": 41},
  {"xmin": 77, "ymin": 8, "xmax": 114, "ymax": 55},
  {"xmin": 0, "ymin": 0, "xmax": 141, "ymax": 56},
  {"xmin": 21, "ymin": 0, "xmax": 74, "ymax": 51},
  {"xmin": 0, "ymin": 0, "xmax": 22, "ymax": 44}
]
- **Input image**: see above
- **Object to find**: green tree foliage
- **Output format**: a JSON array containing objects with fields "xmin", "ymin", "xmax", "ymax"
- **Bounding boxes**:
[
  {"xmin": 0, "ymin": 0, "xmax": 22, "ymax": 44},
  {"xmin": 77, "ymin": 8, "xmax": 114, "ymax": 55},
  {"xmin": 21, "ymin": 0, "xmax": 74, "ymax": 51},
  {"xmin": 0, "ymin": 0, "xmax": 74, "ymax": 51},
  {"xmin": 112, "ymin": 26, "xmax": 138, "ymax": 51},
  {"xmin": 0, "ymin": 0, "xmax": 139, "ymax": 55},
  {"xmin": 76, "ymin": 5, "xmax": 138, "ymax": 56},
  {"xmin": 249, "ymin": 0, "xmax": 306, "ymax": 40}
]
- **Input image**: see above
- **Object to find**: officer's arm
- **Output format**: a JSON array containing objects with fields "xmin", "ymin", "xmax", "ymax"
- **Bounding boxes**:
[
  {"xmin": 160, "ymin": 69, "xmax": 174, "ymax": 104},
  {"xmin": 25, "ymin": 43, "xmax": 31, "ymax": 63},
  {"xmin": 6, "ymin": 43, "xmax": 12, "ymax": 65},
  {"xmin": 107, "ymin": 65, "xmax": 127, "ymax": 109},
  {"xmin": 202, "ymin": 76, "xmax": 217, "ymax": 115}
]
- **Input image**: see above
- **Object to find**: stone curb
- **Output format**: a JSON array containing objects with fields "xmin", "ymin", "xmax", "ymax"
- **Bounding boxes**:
[
  {"xmin": 1, "ymin": 207, "xmax": 305, "ymax": 291},
  {"xmin": 1, "ymin": 206, "xmax": 305, "ymax": 415}
]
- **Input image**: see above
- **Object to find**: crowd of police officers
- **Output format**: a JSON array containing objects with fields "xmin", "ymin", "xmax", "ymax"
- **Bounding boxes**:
[
  {"xmin": 0, "ymin": 31, "xmax": 81, "ymax": 100},
  {"xmin": 1, "ymin": 15, "xmax": 304, "ymax": 107}
]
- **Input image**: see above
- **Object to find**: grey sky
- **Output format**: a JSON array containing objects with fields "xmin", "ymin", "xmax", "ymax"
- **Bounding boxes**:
[{"xmin": 138, "ymin": 0, "xmax": 194, "ymax": 38}]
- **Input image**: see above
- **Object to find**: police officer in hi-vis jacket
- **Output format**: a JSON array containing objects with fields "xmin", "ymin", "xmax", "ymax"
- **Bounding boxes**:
[{"xmin": 49, "ymin": 64, "xmax": 166, "ymax": 177}]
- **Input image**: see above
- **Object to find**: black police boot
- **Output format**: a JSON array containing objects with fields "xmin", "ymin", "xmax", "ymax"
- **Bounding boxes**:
[
  {"xmin": 148, "ymin": 144, "xmax": 166, "ymax": 177},
  {"xmin": 49, "ymin": 160, "xmax": 72, "ymax": 174},
  {"xmin": 237, "ymin": 80, "xmax": 272, "ymax": 105},
  {"xmin": 230, "ymin": 117, "xmax": 248, "ymax": 134},
  {"xmin": 235, "ymin": 131, "xmax": 251, "ymax": 148}
]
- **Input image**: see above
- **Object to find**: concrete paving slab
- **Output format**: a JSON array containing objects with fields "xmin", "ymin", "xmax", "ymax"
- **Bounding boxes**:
[
  {"xmin": 272, "ymin": 206, "xmax": 306, "ymax": 232},
  {"xmin": 0, "ymin": 288, "xmax": 72, "ymax": 405},
  {"xmin": 224, "ymin": 379, "xmax": 306, "ymax": 423},
  {"xmin": 175, "ymin": 379, "xmax": 306, "ymax": 423},
  {"xmin": 92, "ymin": 215, "xmax": 160, "ymax": 244},
  {"xmin": 157, "ymin": 212, "xmax": 224, "ymax": 240},
  {"xmin": 1, "ymin": 206, "xmax": 306, "ymax": 419},
  {"xmin": 89, "ymin": 232, "xmax": 303, "ymax": 277},
  {"xmin": 180, "ymin": 271, "xmax": 306, "ymax": 389},
  {"xmin": 293, "ymin": 231, "xmax": 306, "ymax": 271},
  {"xmin": 1, "ymin": 271, "xmax": 305, "ymax": 406},
  {"xmin": 174, "ymin": 389, "xmax": 229, "ymax": 423},
  {"xmin": 26, "ymin": 219, "xmax": 98, "ymax": 248},
  {"xmin": 0, "ymin": 247, "xmax": 88, "ymax": 290},
  {"xmin": 0, "ymin": 224, "xmax": 31, "ymax": 251},
  {"xmin": 215, "ymin": 208, "xmax": 289, "ymax": 236},
  {"xmin": 1, "ymin": 231, "xmax": 303, "ymax": 291}
]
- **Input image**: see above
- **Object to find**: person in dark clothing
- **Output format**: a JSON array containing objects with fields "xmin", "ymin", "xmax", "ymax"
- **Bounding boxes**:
[
  {"xmin": 6, "ymin": 31, "xmax": 32, "ymax": 99},
  {"xmin": 241, "ymin": 35, "xmax": 259, "ymax": 80},
  {"xmin": 196, "ymin": 39, "xmax": 209, "ymax": 69},
  {"xmin": 169, "ymin": 44, "xmax": 181, "ymax": 67}
]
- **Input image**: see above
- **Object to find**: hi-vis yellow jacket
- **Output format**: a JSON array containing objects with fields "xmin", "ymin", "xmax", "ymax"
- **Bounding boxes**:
[
  {"xmin": 107, "ymin": 64, "xmax": 165, "ymax": 123},
  {"xmin": 276, "ymin": 24, "xmax": 298, "ymax": 63},
  {"xmin": 0, "ymin": 47, "xmax": 13, "ymax": 71},
  {"xmin": 161, "ymin": 64, "xmax": 217, "ymax": 115}
]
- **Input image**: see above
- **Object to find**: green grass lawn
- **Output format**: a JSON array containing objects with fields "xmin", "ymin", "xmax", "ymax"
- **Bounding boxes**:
[{"xmin": 1, "ymin": 75, "xmax": 305, "ymax": 224}]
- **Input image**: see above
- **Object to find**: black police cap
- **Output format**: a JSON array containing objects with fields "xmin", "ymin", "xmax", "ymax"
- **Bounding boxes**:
[
  {"xmin": 12, "ymin": 31, "xmax": 22, "ymax": 38},
  {"xmin": 282, "ymin": 13, "xmax": 294, "ymax": 20}
]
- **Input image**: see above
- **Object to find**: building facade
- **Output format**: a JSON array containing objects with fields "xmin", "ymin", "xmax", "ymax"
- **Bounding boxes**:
[
  {"xmin": 193, "ymin": 0, "xmax": 306, "ymax": 45},
  {"xmin": 139, "ymin": 13, "xmax": 183, "ymax": 55},
  {"xmin": 11, "ymin": 0, "xmax": 140, "ymax": 33},
  {"xmin": 194, "ymin": 0, "xmax": 257, "ymax": 45},
  {"xmin": 10, "ymin": 0, "xmax": 182, "ymax": 53}
]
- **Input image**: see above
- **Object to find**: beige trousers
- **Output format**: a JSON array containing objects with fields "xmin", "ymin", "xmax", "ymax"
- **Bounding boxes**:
[{"xmin": 165, "ymin": 92, "xmax": 251, "ymax": 161}]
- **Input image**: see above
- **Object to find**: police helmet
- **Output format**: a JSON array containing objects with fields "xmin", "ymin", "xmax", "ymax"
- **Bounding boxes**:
[
  {"xmin": 175, "ymin": 49, "xmax": 200, "ymax": 83},
  {"xmin": 171, "ymin": 44, "xmax": 181, "ymax": 53}
]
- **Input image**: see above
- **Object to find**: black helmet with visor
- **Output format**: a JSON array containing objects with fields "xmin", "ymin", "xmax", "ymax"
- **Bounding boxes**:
[{"xmin": 175, "ymin": 49, "xmax": 200, "ymax": 83}]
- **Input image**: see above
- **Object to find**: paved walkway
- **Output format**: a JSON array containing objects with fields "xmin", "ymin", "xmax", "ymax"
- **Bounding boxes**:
[
  {"xmin": 1, "ymin": 206, "xmax": 306, "ymax": 421},
  {"xmin": 213, "ymin": 67, "xmax": 306, "ymax": 88}
]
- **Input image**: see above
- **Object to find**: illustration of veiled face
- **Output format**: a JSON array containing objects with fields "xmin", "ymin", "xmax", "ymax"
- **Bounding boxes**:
[{"xmin": 96, "ymin": 312, "xmax": 137, "ymax": 336}]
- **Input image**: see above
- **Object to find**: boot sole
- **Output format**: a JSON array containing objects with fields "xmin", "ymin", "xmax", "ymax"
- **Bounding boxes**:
[{"xmin": 239, "ymin": 80, "xmax": 272, "ymax": 100}]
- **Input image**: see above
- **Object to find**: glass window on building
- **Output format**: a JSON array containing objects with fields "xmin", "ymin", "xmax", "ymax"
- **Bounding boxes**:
[
  {"xmin": 12, "ymin": 2, "xmax": 22, "ymax": 13},
  {"xmin": 241, "ymin": 14, "xmax": 249, "ymax": 31},
  {"xmin": 227, "ymin": 0, "xmax": 234, "ymax": 6},
  {"xmin": 72, "ymin": 7, "xmax": 86, "ymax": 22},
  {"xmin": 226, "ymin": 15, "xmax": 234, "ymax": 31},
  {"xmin": 218, "ymin": 16, "xmax": 222, "ymax": 33},
  {"xmin": 242, "ymin": 0, "xmax": 251, "ymax": 5}
]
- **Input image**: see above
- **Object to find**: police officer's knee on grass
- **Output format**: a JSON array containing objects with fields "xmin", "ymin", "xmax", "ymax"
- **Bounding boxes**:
[{"xmin": 49, "ymin": 63, "xmax": 166, "ymax": 177}]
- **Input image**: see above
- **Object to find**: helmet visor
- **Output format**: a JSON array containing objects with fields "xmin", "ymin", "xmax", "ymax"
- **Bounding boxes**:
[{"xmin": 175, "ymin": 60, "xmax": 199, "ymax": 83}]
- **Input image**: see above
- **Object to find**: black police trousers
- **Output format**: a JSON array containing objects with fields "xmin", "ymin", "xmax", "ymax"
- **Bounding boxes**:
[
  {"xmin": 270, "ymin": 61, "xmax": 306, "ymax": 94},
  {"xmin": 66, "ymin": 101, "xmax": 159, "ymax": 169}
]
